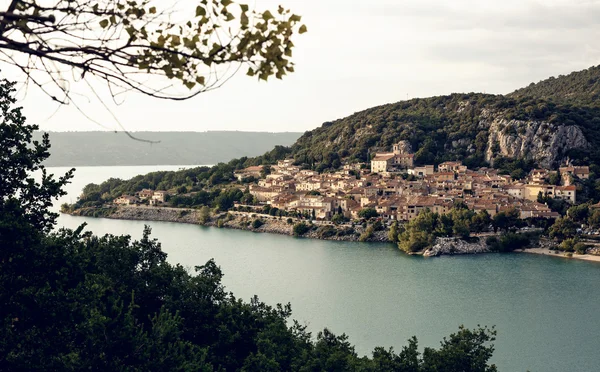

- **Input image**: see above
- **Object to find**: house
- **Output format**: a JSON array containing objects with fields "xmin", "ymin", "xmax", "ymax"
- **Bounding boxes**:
[
  {"xmin": 371, "ymin": 142, "xmax": 415, "ymax": 173},
  {"xmin": 249, "ymin": 185, "xmax": 281, "ymax": 202},
  {"xmin": 148, "ymin": 190, "xmax": 168, "ymax": 205},
  {"xmin": 409, "ymin": 165, "xmax": 435, "ymax": 177},
  {"xmin": 115, "ymin": 195, "xmax": 139, "ymax": 205},
  {"xmin": 371, "ymin": 154, "xmax": 395, "ymax": 173},
  {"xmin": 438, "ymin": 161, "xmax": 466, "ymax": 173},
  {"xmin": 138, "ymin": 189, "xmax": 154, "ymax": 199}
]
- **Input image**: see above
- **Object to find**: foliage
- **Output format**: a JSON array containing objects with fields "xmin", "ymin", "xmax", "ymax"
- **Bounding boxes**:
[
  {"xmin": 548, "ymin": 217, "xmax": 578, "ymax": 241},
  {"xmin": 398, "ymin": 210, "xmax": 438, "ymax": 252},
  {"xmin": 251, "ymin": 219, "xmax": 264, "ymax": 229},
  {"xmin": 0, "ymin": 78, "xmax": 73, "ymax": 232},
  {"xmin": 588, "ymin": 209, "xmax": 600, "ymax": 228},
  {"xmin": 397, "ymin": 207, "xmax": 492, "ymax": 252},
  {"xmin": 491, "ymin": 208, "xmax": 521, "ymax": 232},
  {"xmin": 358, "ymin": 225, "xmax": 375, "ymax": 242},
  {"xmin": 293, "ymin": 222, "xmax": 310, "ymax": 236},
  {"xmin": 486, "ymin": 233, "xmax": 531, "ymax": 252},
  {"xmin": 198, "ymin": 206, "xmax": 211, "ymax": 224},
  {"xmin": 1, "ymin": 0, "xmax": 307, "ymax": 103},
  {"xmin": 538, "ymin": 194, "xmax": 570, "ymax": 215},
  {"xmin": 315, "ymin": 226, "xmax": 336, "ymax": 239},
  {"xmin": 331, "ymin": 213, "xmax": 346, "ymax": 225},
  {"xmin": 567, "ymin": 203, "xmax": 590, "ymax": 223},
  {"xmin": 388, "ymin": 221, "xmax": 399, "ymax": 242},
  {"xmin": 509, "ymin": 65, "xmax": 600, "ymax": 107},
  {"xmin": 358, "ymin": 208, "xmax": 379, "ymax": 219}
]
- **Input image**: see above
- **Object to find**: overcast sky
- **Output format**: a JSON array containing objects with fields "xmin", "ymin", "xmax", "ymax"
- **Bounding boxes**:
[{"xmin": 11, "ymin": 0, "xmax": 600, "ymax": 133}]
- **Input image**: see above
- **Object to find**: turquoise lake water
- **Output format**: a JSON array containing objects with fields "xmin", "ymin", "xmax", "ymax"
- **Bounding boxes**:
[{"xmin": 50, "ymin": 166, "xmax": 600, "ymax": 372}]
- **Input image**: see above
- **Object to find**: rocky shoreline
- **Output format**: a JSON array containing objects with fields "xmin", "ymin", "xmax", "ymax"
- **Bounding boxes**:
[
  {"xmin": 70, "ymin": 206, "xmax": 389, "ymax": 243},
  {"xmin": 423, "ymin": 237, "xmax": 490, "ymax": 257}
]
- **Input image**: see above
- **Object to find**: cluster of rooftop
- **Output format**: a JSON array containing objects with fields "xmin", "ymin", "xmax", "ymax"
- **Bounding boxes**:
[{"xmin": 238, "ymin": 143, "xmax": 587, "ymax": 221}]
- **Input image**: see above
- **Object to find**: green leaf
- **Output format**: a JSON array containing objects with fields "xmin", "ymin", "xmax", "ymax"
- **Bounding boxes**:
[
  {"xmin": 246, "ymin": 68, "xmax": 255, "ymax": 77},
  {"xmin": 221, "ymin": 0, "xmax": 233, "ymax": 7},
  {"xmin": 184, "ymin": 81, "xmax": 196, "ymax": 89},
  {"xmin": 298, "ymin": 24, "xmax": 307, "ymax": 34},
  {"xmin": 149, "ymin": 7, "xmax": 156, "ymax": 14},
  {"xmin": 196, "ymin": 76, "xmax": 206, "ymax": 85},
  {"xmin": 196, "ymin": 6, "xmax": 206, "ymax": 17},
  {"xmin": 262, "ymin": 10, "xmax": 273, "ymax": 20},
  {"xmin": 240, "ymin": 4, "xmax": 249, "ymax": 12},
  {"xmin": 99, "ymin": 19, "xmax": 109, "ymax": 28}
]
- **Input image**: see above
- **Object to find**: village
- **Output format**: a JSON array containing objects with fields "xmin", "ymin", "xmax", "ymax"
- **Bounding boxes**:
[
  {"xmin": 111, "ymin": 142, "xmax": 588, "ymax": 224},
  {"xmin": 237, "ymin": 142, "xmax": 585, "ymax": 222}
]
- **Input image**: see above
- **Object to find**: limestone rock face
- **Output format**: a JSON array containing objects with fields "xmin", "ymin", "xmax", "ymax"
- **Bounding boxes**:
[{"xmin": 483, "ymin": 112, "xmax": 589, "ymax": 168}]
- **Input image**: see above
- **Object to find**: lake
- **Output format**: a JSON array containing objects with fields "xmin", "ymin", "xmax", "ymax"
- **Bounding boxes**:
[{"xmin": 50, "ymin": 165, "xmax": 600, "ymax": 372}]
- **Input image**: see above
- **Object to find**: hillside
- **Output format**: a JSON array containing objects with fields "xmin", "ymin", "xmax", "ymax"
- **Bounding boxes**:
[
  {"xmin": 288, "ymin": 65, "xmax": 600, "ymax": 171},
  {"xmin": 38, "ymin": 131, "xmax": 302, "ymax": 167},
  {"xmin": 509, "ymin": 65, "xmax": 600, "ymax": 106}
]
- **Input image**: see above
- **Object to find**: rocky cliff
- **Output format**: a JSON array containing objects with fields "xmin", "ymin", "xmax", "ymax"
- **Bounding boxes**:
[{"xmin": 482, "ymin": 110, "xmax": 590, "ymax": 168}]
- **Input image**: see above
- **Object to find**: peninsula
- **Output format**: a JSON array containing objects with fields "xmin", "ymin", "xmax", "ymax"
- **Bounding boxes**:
[{"xmin": 65, "ymin": 65, "xmax": 600, "ymax": 258}]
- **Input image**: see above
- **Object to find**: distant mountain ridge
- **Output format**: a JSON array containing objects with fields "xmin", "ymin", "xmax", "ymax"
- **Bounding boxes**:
[{"xmin": 39, "ymin": 131, "xmax": 302, "ymax": 167}]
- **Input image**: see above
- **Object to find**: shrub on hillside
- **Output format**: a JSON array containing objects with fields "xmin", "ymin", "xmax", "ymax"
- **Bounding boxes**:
[{"xmin": 293, "ymin": 222, "xmax": 310, "ymax": 236}]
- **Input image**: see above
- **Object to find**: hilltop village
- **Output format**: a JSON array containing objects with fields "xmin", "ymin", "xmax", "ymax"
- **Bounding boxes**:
[{"xmin": 232, "ymin": 142, "xmax": 584, "ymax": 222}]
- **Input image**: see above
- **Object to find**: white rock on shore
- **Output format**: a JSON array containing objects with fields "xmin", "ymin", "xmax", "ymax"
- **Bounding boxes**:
[{"xmin": 423, "ymin": 237, "xmax": 490, "ymax": 257}]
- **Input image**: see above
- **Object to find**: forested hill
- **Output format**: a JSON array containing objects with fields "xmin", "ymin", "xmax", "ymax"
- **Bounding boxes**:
[
  {"xmin": 37, "ymin": 131, "xmax": 302, "ymax": 167},
  {"xmin": 287, "ymin": 65, "xmax": 600, "ymax": 172},
  {"xmin": 509, "ymin": 65, "xmax": 600, "ymax": 106}
]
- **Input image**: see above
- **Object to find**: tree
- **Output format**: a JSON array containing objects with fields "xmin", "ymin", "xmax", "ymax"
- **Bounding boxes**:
[
  {"xmin": 398, "ymin": 209, "xmax": 437, "ymax": 252},
  {"xmin": 588, "ymin": 209, "xmax": 600, "ymax": 228},
  {"xmin": 471, "ymin": 210, "xmax": 492, "ymax": 233},
  {"xmin": 549, "ymin": 217, "xmax": 577, "ymax": 241},
  {"xmin": 293, "ymin": 222, "xmax": 310, "ymax": 236},
  {"xmin": 198, "ymin": 205, "xmax": 211, "ymax": 224},
  {"xmin": 331, "ymin": 213, "xmax": 345, "ymax": 225},
  {"xmin": 492, "ymin": 208, "xmax": 520, "ymax": 232},
  {"xmin": 0, "ymin": 0, "xmax": 307, "ymax": 104},
  {"xmin": 260, "ymin": 164, "xmax": 272, "ymax": 178},
  {"xmin": 388, "ymin": 221, "xmax": 399, "ymax": 242},
  {"xmin": 0, "ymin": 78, "xmax": 73, "ymax": 232},
  {"xmin": 421, "ymin": 326, "xmax": 498, "ymax": 372},
  {"xmin": 358, "ymin": 207, "xmax": 379, "ymax": 219}
]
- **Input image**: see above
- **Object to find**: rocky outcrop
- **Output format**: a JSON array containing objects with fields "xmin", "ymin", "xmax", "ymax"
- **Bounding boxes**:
[
  {"xmin": 483, "ymin": 110, "xmax": 589, "ymax": 168},
  {"xmin": 108, "ymin": 206, "xmax": 200, "ymax": 224},
  {"xmin": 423, "ymin": 237, "xmax": 489, "ymax": 257}
]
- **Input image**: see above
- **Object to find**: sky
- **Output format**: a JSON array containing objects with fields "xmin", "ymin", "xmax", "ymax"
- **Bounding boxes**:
[{"xmin": 8, "ymin": 0, "xmax": 600, "ymax": 133}]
